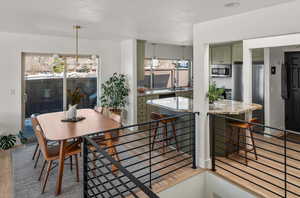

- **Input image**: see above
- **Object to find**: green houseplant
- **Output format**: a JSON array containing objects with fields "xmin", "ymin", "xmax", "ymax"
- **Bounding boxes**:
[
  {"xmin": 207, "ymin": 82, "xmax": 225, "ymax": 104},
  {"xmin": 0, "ymin": 134, "xmax": 16, "ymax": 150},
  {"xmin": 101, "ymin": 73, "xmax": 130, "ymax": 114}
]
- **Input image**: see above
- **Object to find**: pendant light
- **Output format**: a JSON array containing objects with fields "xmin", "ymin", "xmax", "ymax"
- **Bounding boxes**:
[
  {"xmin": 178, "ymin": 45, "xmax": 186, "ymax": 67},
  {"xmin": 152, "ymin": 43, "xmax": 159, "ymax": 67},
  {"xmin": 74, "ymin": 25, "xmax": 81, "ymax": 66}
]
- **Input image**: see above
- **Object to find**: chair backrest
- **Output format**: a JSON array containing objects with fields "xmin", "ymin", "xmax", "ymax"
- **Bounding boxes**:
[{"xmin": 31, "ymin": 115, "xmax": 49, "ymax": 158}]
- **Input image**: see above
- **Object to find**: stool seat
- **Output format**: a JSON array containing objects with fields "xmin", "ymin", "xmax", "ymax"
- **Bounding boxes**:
[
  {"xmin": 227, "ymin": 118, "xmax": 259, "ymax": 165},
  {"xmin": 150, "ymin": 112, "xmax": 179, "ymax": 153}
]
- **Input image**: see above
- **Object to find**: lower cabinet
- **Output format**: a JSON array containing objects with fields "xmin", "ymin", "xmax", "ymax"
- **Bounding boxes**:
[
  {"xmin": 137, "ymin": 94, "xmax": 159, "ymax": 124},
  {"xmin": 176, "ymin": 91, "xmax": 193, "ymax": 98}
]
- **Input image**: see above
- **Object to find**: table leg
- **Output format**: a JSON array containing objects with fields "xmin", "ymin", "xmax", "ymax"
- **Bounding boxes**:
[{"xmin": 55, "ymin": 140, "xmax": 66, "ymax": 196}]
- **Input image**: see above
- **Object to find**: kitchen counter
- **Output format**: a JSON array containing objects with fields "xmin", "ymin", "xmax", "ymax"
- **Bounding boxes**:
[
  {"xmin": 209, "ymin": 100, "xmax": 263, "ymax": 115},
  {"xmin": 146, "ymin": 97, "xmax": 192, "ymax": 112},
  {"xmin": 138, "ymin": 87, "xmax": 193, "ymax": 96},
  {"xmin": 146, "ymin": 97, "xmax": 262, "ymax": 114}
]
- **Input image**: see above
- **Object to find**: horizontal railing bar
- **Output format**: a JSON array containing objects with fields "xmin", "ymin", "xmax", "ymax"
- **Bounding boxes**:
[
  {"xmin": 214, "ymin": 133, "xmax": 300, "ymax": 167},
  {"xmin": 215, "ymin": 164, "xmax": 285, "ymax": 198},
  {"xmin": 84, "ymin": 136, "xmax": 159, "ymax": 198},
  {"xmin": 216, "ymin": 159, "xmax": 300, "ymax": 197},
  {"xmin": 216, "ymin": 158, "xmax": 285, "ymax": 191},
  {"xmin": 208, "ymin": 113, "xmax": 299, "ymax": 135}
]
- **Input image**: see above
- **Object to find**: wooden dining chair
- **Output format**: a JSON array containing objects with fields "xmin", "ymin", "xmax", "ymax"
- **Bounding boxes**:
[
  {"xmin": 93, "ymin": 107, "xmax": 122, "ymax": 163},
  {"xmin": 31, "ymin": 114, "xmax": 42, "ymax": 168},
  {"xmin": 32, "ymin": 118, "xmax": 81, "ymax": 194}
]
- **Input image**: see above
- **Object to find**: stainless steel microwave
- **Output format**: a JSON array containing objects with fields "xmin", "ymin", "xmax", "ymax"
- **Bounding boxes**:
[{"xmin": 210, "ymin": 65, "xmax": 232, "ymax": 78}]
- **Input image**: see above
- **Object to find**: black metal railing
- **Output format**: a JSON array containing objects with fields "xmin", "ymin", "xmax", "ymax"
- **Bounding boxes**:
[
  {"xmin": 83, "ymin": 112, "xmax": 197, "ymax": 198},
  {"xmin": 209, "ymin": 113, "xmax": 300, "ymax": 198}
]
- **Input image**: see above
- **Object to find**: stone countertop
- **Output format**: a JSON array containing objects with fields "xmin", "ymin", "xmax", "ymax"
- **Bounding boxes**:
[
  {"xmin": 146, "ymin": 97, "xmax": 263, "ymax": 115},
  {"xmin": 209, "ymin": 100, "xmax": 263, "ymax": 115},
  {"xmin": 138, "ymin": 87, "xmax": 193, "ymax": 96},
  {"xmin": 146, "ymin": 97, "xmax": 192, "ymax": 112}
]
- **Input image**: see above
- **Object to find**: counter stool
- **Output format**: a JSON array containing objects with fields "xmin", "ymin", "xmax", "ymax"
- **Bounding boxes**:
[
  {"xmin": 150, "ymin": 112, "xmax": 180, "ymax": 153},
  {"xmin": 228, "ymin": 118, "xmax": 259, "ymax": 165}
]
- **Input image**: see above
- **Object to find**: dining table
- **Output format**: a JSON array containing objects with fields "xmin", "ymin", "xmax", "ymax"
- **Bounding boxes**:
[{"xmin": 37, "ymin": 108, "xmax": 120, "ymax": 196}]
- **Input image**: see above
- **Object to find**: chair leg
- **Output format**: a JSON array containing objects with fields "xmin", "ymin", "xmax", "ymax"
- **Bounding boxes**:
[
  {"xmin": 38, "ymin": 160, "xmax": 47, "ymax": 181},
  {"xmin": 75, "ymin": 154, "xmax": 79, "ymax": 182},
  {"xmin": 70, "ymin": 156, "xmax": 73, "ymax": 171},
  {"xmin": 34, "ymin": 150, "xmax": 41, "ymax": 169},
  {"xmin": 163, "ymin": 124, "xmax": 168, "ymax": 154},
  {"xmin": 171, "ymin": 122, "xmax": 180, "ymax": 152},
  {"xmin": 41, "ymin": 160, "xmax": 53, "ymax": 194},
  {"xmin": 113, "ymin": 145, "xmax": 120, "ymax": 161},
  {"xmin": 151, "ymin": 122, "xmax": 159, "ymax": 151},
  {"xmin": 237, "ymin": 129, "xmax": 240, "ymax": 155},
  {"xmin": 250, "ymin": 130, "xmax": 258, "ymax": 160},
  {"xmin": 245, "ymin": 150, "xmax": 248, "ymax": 166},
  {"xmin": 32, "ymin": 143, "xmax": 39, "ymax": 160}
]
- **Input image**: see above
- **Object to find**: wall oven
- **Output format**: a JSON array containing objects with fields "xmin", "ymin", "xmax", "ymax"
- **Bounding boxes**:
[{"xmin": 211, "ymin": 65, "xmax": 232, "ymax": 78}]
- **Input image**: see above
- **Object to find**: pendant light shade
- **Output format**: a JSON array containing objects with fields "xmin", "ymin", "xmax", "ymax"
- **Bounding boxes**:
[{"xmin": 152, "ymin": 43, "xmax": 159, "ymax": 67}]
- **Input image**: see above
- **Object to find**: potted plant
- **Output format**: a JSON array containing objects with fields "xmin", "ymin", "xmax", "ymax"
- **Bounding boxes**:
[
  {"xmin": 207, "ymin": 82, "xmax": 225, "ymax": 105},
  {"xmin": 101, "ymin": 73, "xmax": 130, "ymax": 115},
  {"xmin": 0, "ymin": 134, "xmax": 16, "ymax": 150},
  {"xmin": 51, "ymin": 55, "xmax": 65, "ymax": 73},
  {"xmin": 66, "ymin": 87, "xmax": 85, "ymax": 119}
]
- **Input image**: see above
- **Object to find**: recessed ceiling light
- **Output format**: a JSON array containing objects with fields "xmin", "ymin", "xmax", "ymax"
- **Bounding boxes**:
[{"xmin": 224, "ymin": 2, "xmax": 240, "ymax": 8}]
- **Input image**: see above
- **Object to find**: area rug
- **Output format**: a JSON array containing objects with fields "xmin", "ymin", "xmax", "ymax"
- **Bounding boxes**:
[{"xmin": 12, "ymin": 143, "xmax": 159, "ymax": 198}]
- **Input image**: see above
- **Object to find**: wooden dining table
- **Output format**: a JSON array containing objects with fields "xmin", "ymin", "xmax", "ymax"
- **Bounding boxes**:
[{"xmin": 37, "ymin": 108, "xmax": 120, "ymax": 196}]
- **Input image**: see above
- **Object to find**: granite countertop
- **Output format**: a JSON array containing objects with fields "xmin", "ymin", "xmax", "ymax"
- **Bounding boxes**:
[
  {"xmin": 138, "ymin": 87, "xmax": 193, "ymax": 96},
  {"xmin": 209, "ymin": 100, "xmax": 263, "ymax": 115},
  {"xmin": 147, "ymin": 97, "xmax": 263, "ymax": 115},
  {"xmin": 146, "ymin": 97, "xmax": 193, "ymax": 112}
]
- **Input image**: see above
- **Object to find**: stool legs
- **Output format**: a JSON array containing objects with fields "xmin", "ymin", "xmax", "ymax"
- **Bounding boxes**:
[
  {"xmin": 151, "ymin": 122, "xmax": 159, "ymax": 151},
  {"xmin": 249, "ymin": 130, "xmax": 258, "ymax": 160},
  {"xmin": 171, "ymin": 121, "xmax": 180, "ymax": 151}
]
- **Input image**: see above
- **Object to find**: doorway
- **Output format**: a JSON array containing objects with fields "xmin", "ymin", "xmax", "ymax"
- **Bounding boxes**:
[
  {"xmin": 21, "ymin": 53, "xmax": 100, "ymax": 141},
  {"xmin": 285, "ymin": 52, "xmax": 300, "ymax": 132}
]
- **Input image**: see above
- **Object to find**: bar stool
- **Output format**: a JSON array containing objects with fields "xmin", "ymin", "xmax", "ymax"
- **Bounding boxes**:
[
  {"xmin": 228, "ymin": 118, "xmax": 259, "ymax": 165},
  {"xmin": 150, "ymin": 112, "xmax": 180, "ymax": 153}
]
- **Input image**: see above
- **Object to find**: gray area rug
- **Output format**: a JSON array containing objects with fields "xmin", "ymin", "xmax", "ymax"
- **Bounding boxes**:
[{"xmin": 12, "ymin": 144, "xmax": 159, "ymax": 198}]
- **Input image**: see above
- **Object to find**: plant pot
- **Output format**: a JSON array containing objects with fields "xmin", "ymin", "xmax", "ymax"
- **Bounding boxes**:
[{"xmin": 109, "ymin": 108, "xmax": 122, "ymax": 115}]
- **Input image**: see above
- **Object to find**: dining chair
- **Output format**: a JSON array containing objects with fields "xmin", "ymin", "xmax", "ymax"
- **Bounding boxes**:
[
  {"xmin": 93, "ymin": 107, "xmax": 121, "ymax": 162},
  {"xmin": 31, "ymin": 114, "xmax": 41, "ymax": 168},
  {"xmin": 31, "ymin": 117, "xmax": 81, "ymax": 193}
]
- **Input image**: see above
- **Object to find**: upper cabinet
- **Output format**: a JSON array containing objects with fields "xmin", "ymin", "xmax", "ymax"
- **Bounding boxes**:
[
  {"xmin": 232, "ymin": 42, "xmax": 243, "ymax": 63},
  {"xmin": 145, "ymin": 43, "xmax": 193, "ymax": 60},
  {"xmin": 210, "ymin": 44, "xmax": 232, "ymax": 65},
  {"xmin": 252, "ymin": 48, "xmax": 264, "ymax": 62}
]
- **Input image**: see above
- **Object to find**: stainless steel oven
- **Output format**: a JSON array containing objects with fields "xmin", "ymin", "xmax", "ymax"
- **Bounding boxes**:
[{"xmin": 211, "ymin": 65, "xmax": 232, "ymax": 77}]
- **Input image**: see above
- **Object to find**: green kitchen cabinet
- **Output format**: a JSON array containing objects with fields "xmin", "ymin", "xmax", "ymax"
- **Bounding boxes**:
[
  {"xmin": 252, "ymin": 48, "xmax": 264, "ymax": 62},
  {"xmin": 176, "ymin": 91, "xmax": 193, "ymax": 98},
  {"xmin": 232, "ymin": 42, "xmax": 243, "ymax": 63},
  {"xmin": 211, "ymin": 44, "xmax": 232, "ymax": 65}
]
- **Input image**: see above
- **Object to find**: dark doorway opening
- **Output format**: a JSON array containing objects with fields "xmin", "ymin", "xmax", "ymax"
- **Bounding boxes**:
[{"xmin": 285, "ymin": 52, "xmax": 300, "ymax": 132}]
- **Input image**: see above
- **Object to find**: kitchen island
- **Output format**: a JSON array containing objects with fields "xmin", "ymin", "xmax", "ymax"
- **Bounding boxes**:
[{"xmin": 147, "ymin": 97, "xmax": 263, "ymax": 156}]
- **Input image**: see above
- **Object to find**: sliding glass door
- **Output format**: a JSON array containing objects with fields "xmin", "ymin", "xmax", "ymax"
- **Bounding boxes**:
[{"xmin": 23, "ymin": 53, "xmax": 99, "ymax": 135}]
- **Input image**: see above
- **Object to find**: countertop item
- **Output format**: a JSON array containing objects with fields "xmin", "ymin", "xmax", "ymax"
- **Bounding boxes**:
[
  {"xmin": 138, "ymin": 87, "xmax": 193, "ymax": 96},
  {"xmin": 147, "ymin": 97, "xmax": 262, "ymax": 115},
  {"xmin": 146, "ymin": 97, "xmax": 192, "ymax": 112},
  {"xmin": 209, "ymin": 100, "xmax": 263, "ymax": 115}
]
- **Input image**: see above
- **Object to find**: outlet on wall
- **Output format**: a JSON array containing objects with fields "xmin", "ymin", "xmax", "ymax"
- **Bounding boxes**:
[{"xmin": 10, "ymin": 89, "xmax": 15, "ymax": 95}]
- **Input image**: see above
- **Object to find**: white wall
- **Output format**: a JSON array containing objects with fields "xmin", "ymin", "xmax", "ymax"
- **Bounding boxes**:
[
  {"xmin": 193, "ymin": 0, "xmax": 300, "ymax": 168},
  {"xmin": 121, "ymin": 39, "xmax": 137, "ymax": 125},
  {"xmin": 0, "ymin": 32, "xmax": 121, "ymax": 135},
  {"xmin": 158, "ymin": 171, "xmax": 256, "ymax": 198}
]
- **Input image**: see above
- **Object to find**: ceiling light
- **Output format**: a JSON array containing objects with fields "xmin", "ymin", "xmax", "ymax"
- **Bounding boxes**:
[{"xmin": 224, "ymin": 2, "xmax": 240, "ymax": 8}]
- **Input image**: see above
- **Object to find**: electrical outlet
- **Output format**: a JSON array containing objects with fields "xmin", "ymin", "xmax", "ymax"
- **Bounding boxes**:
[{"xmin": 10, "ymin": 89, "xmax": 16, "ymax": 95}]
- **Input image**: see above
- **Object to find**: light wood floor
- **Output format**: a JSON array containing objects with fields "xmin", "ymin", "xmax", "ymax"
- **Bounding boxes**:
[
  {"xmin": 0, "ymin": 150, "xmax": 13, "ymax": 198},
  {"xmin": 215, "ymin": 132, "xmax": 300, "ymax": 198}
]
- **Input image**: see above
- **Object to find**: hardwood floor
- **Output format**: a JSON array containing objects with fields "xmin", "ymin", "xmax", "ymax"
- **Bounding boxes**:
[
  {"xmin": 215, "ymin": 132, "xmax": 300, "ymax": 198},
  {"xmin": 0, "ymin": 150, "xmax": 13, "ymax": 198}
]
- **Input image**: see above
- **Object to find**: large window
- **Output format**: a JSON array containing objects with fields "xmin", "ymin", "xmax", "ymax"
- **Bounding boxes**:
[
  {"xmin": 139, "ymin": 59, "xmax": 192, "ymax": 89},
  {"xmin": 24, "ymin": 54, "xmax": 99, "ymax": 117}
]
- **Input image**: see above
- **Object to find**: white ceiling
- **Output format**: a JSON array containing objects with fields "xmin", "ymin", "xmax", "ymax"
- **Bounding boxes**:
[{"xmin": 0, "ymin": 0, "xmax": 294, "ymax": 44}]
